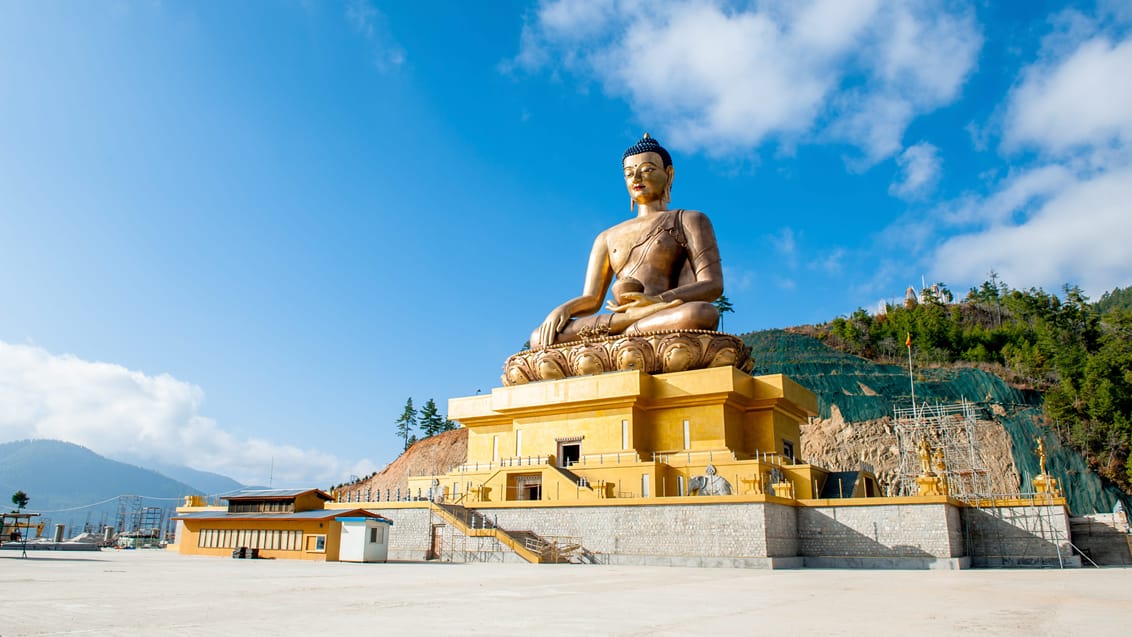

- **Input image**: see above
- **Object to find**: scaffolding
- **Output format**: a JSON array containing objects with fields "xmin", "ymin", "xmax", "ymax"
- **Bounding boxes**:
[
  {"xmin": 428, "ymin": 509, "xmax": 509, "ymax": 563},
  {"xmin": 891, "ymin": 399, "xmax": 991, "ymax": 498}
]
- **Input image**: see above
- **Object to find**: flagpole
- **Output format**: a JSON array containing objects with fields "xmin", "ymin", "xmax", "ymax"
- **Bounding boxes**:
[{"xmin": 906, "ymin": 332, "xmax": 917, "ymax": 420}]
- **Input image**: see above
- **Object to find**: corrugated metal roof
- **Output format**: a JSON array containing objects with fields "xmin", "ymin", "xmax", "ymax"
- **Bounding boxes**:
[
  {"xmin": 172, "ymin": 508, "xmax": 389, "ymax": 522},
  {"xmin": 335, "ymin": 516, "xmax": 393, "ymax": 525}
]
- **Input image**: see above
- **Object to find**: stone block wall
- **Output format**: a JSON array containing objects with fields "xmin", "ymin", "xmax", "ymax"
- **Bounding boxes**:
[
  {"xmin": 367, "ymin": 507, "xmax": 432, "ymax": 561},
  {"xmin": 962, "ymin": 504, "xmax": 1075, "ymax": 566},
  {"xmin": 1070, "ymin": 515, "xmax": 1132, "ymax": 565},
  {"xmin": 764, "ymin": 502, "xmax": 799, "ymax": 557},
  {"xmin": 363, "ymin": 499, "xmax": 1076, "ymax": 569},
  {"xmin": 797, "ymin": 504, "xmax": 963, "ymax": 559},
  {"xmin": 481, "ymin": 502, "xmax": 774, "ymax": 558}
]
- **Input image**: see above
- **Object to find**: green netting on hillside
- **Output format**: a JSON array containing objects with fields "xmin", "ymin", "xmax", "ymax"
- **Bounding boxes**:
[
  {"xmin": 742, "ymin": 329, "xmax": 1131, "ymax": 515},
  {"xmin": 744, "ymin": 330, "xmax": 1037, "ymax": 421},
  {"xmin": 997, "ymin": 408, "xmax": 1128, "ymax": 515}
]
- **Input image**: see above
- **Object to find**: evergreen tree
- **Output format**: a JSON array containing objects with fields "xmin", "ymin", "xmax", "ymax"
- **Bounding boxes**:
[
  {"xmin": 1096, "ymin": 286, "xmax": 1132, "ymax": 314},
  {"xmin": 713, "ymin": 295, "xmax": 735, "ymax": 330},
  {"xmin": 395, "ymin": 398, "xmax": 417, "ymax": 451},
  {"xmin": 11, "ymin": 490, "xmax": 29, "ymax": 511},
  {"xmin": 816, "ymin": 277, "xmax": 1132, "ymax": 492},
  {"xmin": 419, "ymin": 398, "xmax": 444, "ymax": 437}
]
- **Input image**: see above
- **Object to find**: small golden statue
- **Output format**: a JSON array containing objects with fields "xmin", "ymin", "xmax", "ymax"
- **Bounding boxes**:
[
  {"xmin": 1031, "ymin": 436, "xmax": 1062, "ymax": 496},
  {"xmin": 531, "ymin": 134, "xmax": 723, "ymax": 348},
  {"xmin": 933, "ymin": 447, "xmax": 949, "ymax": 495},
  {"xmin": 918, "ymin": 437, "xmax": 933, "ymax": 476},
  {"xmin": 915, "ymin": 437, "xmax": 945, "ymax": 495}
]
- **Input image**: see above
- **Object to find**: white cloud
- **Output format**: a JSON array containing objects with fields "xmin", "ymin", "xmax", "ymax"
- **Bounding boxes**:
[
  {"xmin": 932, "ymin": 165, "xmax": 1132, "ymax": 294},
  {"xmin": 512, "ymin": 0, "xmax": 981, "ymax": 163},
  {"xmin": 814, "ymin": 247, "xmax": 847, "ymax": 274},
  {"xmin": 345, "ymin": 0, "xmax": 405, "ymax": 71},
  {"xmin": 889, "ymin": 142, "xmax": 941, "ymax": 199},
  {"xmin": 0, "ymin": 341, "xmax": 368, "ymax": 487},
  {"xmin": 920, "ymin": 24, "xmax": 1132, "ymax": 297},
  {"xmin": 1005, "ymin": 36, "xmax": 1132, "ymax": 154},
  {"xmin": 769, "ymin": 226, "xmax": 800, "ymax": 270},
  {"xmin": 722, "ymin": 265, "xmax": 754, "ymax": 291}
]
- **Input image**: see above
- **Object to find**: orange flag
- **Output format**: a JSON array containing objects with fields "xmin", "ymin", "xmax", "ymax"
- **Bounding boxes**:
[{"xmin": 906, "ymin": 332, "xmax": 912, "ymax": 348}]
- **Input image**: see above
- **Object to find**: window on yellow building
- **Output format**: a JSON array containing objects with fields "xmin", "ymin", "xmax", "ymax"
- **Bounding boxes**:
[
  {"xmin": 197, "ymin": 528, "xmax": 301, "ymax": 550},
  {"xmin": 305, "ymin": 534, "xmax": 326, "ymax": 552}
]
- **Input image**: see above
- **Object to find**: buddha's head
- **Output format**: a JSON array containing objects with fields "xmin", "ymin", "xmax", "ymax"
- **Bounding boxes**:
[{"xmin": 623, "ymin": 133, "xmax": 674, "ymax": 206}]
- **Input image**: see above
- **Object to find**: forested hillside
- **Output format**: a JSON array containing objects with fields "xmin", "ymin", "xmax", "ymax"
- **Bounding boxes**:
[{"xmin": 809, "ymin": 277, "xmax": 1132, "ymax": 494}]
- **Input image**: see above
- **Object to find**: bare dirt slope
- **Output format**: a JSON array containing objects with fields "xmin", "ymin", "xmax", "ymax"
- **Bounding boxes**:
[
  {"xmin": 801, "ymin": 404, "xmax": 1020, "ymax": 495},
  {"xmin": 337, "ymin": 428, "xmax": 467, "ymax": 500}
]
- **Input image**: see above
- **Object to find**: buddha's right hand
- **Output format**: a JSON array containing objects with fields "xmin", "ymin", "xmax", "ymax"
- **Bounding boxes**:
[{"xmin": 536, "ymin": 306, "xmax": 572, "ymax": 348}]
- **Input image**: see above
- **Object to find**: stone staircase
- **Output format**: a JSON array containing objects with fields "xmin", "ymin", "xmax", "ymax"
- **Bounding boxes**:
[{"xmin": 431, "ymin": 502, "xmax": 581, "ymax": 564}]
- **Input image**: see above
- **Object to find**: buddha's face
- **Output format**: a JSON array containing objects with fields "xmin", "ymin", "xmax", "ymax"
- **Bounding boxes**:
[{"xmin": 623, "ymin": 151, "xmax": 672, "ymax": 204}]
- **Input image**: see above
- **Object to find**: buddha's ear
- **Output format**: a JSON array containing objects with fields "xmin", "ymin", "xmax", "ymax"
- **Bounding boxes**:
[{"xmin": 664, "ymin": 165, "xmax": 675, "ymax": 202}]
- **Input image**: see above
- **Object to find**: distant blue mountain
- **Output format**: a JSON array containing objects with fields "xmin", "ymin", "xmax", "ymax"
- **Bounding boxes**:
[
  {"xmin": 143, "ymin": 461, "xmax": 245, "ymax": 496},
  {"xmin": 0, "ymin": 439, "xmax": 234, "ymax": 535}
]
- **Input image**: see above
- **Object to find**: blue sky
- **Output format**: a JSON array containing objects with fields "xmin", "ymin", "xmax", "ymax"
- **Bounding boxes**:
[{"xmin": 2, "ymin": 1, "xmax": 1130, "ymax": 488}]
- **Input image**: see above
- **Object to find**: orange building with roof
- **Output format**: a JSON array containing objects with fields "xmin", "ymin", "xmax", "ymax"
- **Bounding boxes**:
[{"xmin": 171, "ymin": 488, "xmax": 391, "ymax": 562}]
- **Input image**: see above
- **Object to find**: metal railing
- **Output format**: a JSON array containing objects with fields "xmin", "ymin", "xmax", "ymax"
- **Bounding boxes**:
[
  {"xmin": 453, "ymin": 455, "xmax": 550, "ymax": 473},
  {"xmin": 653, "ymin": 448, "xmax": 804, "ymax": 465},
  {"xmin": 570, "ymin": 452, "xmax": 640, "ymax": 466}
]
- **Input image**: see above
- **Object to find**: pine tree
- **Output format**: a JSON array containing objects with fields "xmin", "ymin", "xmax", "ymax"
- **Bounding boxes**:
[
  {"xmin": 419, "ymin": 398, "xmax": 443, "ymax": 437},
  {"xmin": 713, "ymin": 295, "xmax": 735, "ymax": 330},
  {"xmin": 395, "ymin": 398, "xmax": 417, "ymax": 451}
]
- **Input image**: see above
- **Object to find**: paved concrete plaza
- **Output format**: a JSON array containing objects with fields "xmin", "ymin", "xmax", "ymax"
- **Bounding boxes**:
[{"xmin": 2, "ymin": 550, "xmax": 1130, "ymax": 636}]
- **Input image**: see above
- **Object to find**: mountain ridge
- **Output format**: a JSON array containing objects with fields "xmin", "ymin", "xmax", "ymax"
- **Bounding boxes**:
[{"xmin": 0, "ymin": 439, "xmax": 246, "ymax": 533}]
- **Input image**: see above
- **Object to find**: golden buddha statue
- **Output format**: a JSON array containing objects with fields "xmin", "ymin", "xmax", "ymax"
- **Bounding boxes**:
[
  {"xmin": 531, "ymin": 134, "xmax": 723, "ymax": 348},
  {"xmin": 918, "ymin": 437, "xmax": 933, "ymax": 475}
]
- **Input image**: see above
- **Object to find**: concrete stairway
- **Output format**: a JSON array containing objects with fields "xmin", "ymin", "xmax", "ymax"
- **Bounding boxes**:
[{"xmin": 431, "ymin": 502, "xmax": 550, "ymax": 563}]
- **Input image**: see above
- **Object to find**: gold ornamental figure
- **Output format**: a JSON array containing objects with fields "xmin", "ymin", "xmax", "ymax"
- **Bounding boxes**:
[
  {"xmin": 918, "ymin": 437, "xmax": 934, "ymax": 476},
  {"xmin": 531, "ymin": 133, "xmax": 724, "ymax": 348}
]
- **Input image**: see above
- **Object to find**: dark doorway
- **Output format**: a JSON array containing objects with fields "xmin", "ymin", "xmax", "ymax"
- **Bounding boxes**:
[
  {"xmin": 429, "ymin": 524, "xmax": 444, "ymax": 560},
  {"xmin": 560, "ymin": 444, "xmax": 580, "ymax": 467},
  {"xmin": 525, "ymin": 484, "xmax": 542, "ymax": 500}
]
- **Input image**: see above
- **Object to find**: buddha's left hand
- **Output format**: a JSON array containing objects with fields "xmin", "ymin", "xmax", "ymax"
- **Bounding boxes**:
[{"xmin": 606, "ymin": 293, "xmax": 682, "ymax": 318}]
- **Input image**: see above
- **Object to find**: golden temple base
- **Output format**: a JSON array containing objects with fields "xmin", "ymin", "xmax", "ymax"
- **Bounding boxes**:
[{"xmin": 502, "ymin": 330, "xmax": 752, "ymax": 386}]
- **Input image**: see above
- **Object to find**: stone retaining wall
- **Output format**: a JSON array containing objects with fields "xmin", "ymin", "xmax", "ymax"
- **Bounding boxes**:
[
  {"xmin": 476, "ymin": 501, "xmax": 797, "ymax": 568},
  {"xmin": 962, "ymin": 504, "xmax": 1077, "ymax": 567},
  {"xmin": 366, "ymin": 507, "xmax": 432, "ymax": 561},
  {"xmin": 797, "ymin": 503, "xmax": 965, "ymax": 569},
  {"xmin": 365, "ymin": 500, "xmax": 1073, "ymax": 569}
]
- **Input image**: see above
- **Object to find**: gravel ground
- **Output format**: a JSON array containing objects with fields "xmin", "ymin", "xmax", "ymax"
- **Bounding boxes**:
[{"xmin": 2, "ymin": 550, "xmax": 1130, "ymax": 636}]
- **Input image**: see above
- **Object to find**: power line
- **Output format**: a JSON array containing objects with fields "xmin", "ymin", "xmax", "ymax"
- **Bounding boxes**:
[{"xmin": 33, "ymin": 493, "xmax": 193, "ymax": 514}]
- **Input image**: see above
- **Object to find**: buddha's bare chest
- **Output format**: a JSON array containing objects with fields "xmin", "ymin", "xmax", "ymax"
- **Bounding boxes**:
[{"xmin": 606, "ymin": 214, "xmax": 687, "ymax": 275}]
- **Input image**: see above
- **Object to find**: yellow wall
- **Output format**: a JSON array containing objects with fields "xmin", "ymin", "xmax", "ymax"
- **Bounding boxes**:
[
  {"xmin": 175, "ymin": 518, "xmax": 342, "ymax": 561},
  {"xmin": 452, "ymin": 368, "xmax": 816, "ymax": 466},
  {"xmin": 434, "ymin": 368, "xmax": 821, "ymax": 505},
  {"xmin": 293, "ymin": 492, "xmax": 330, "ymax": 512}
]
